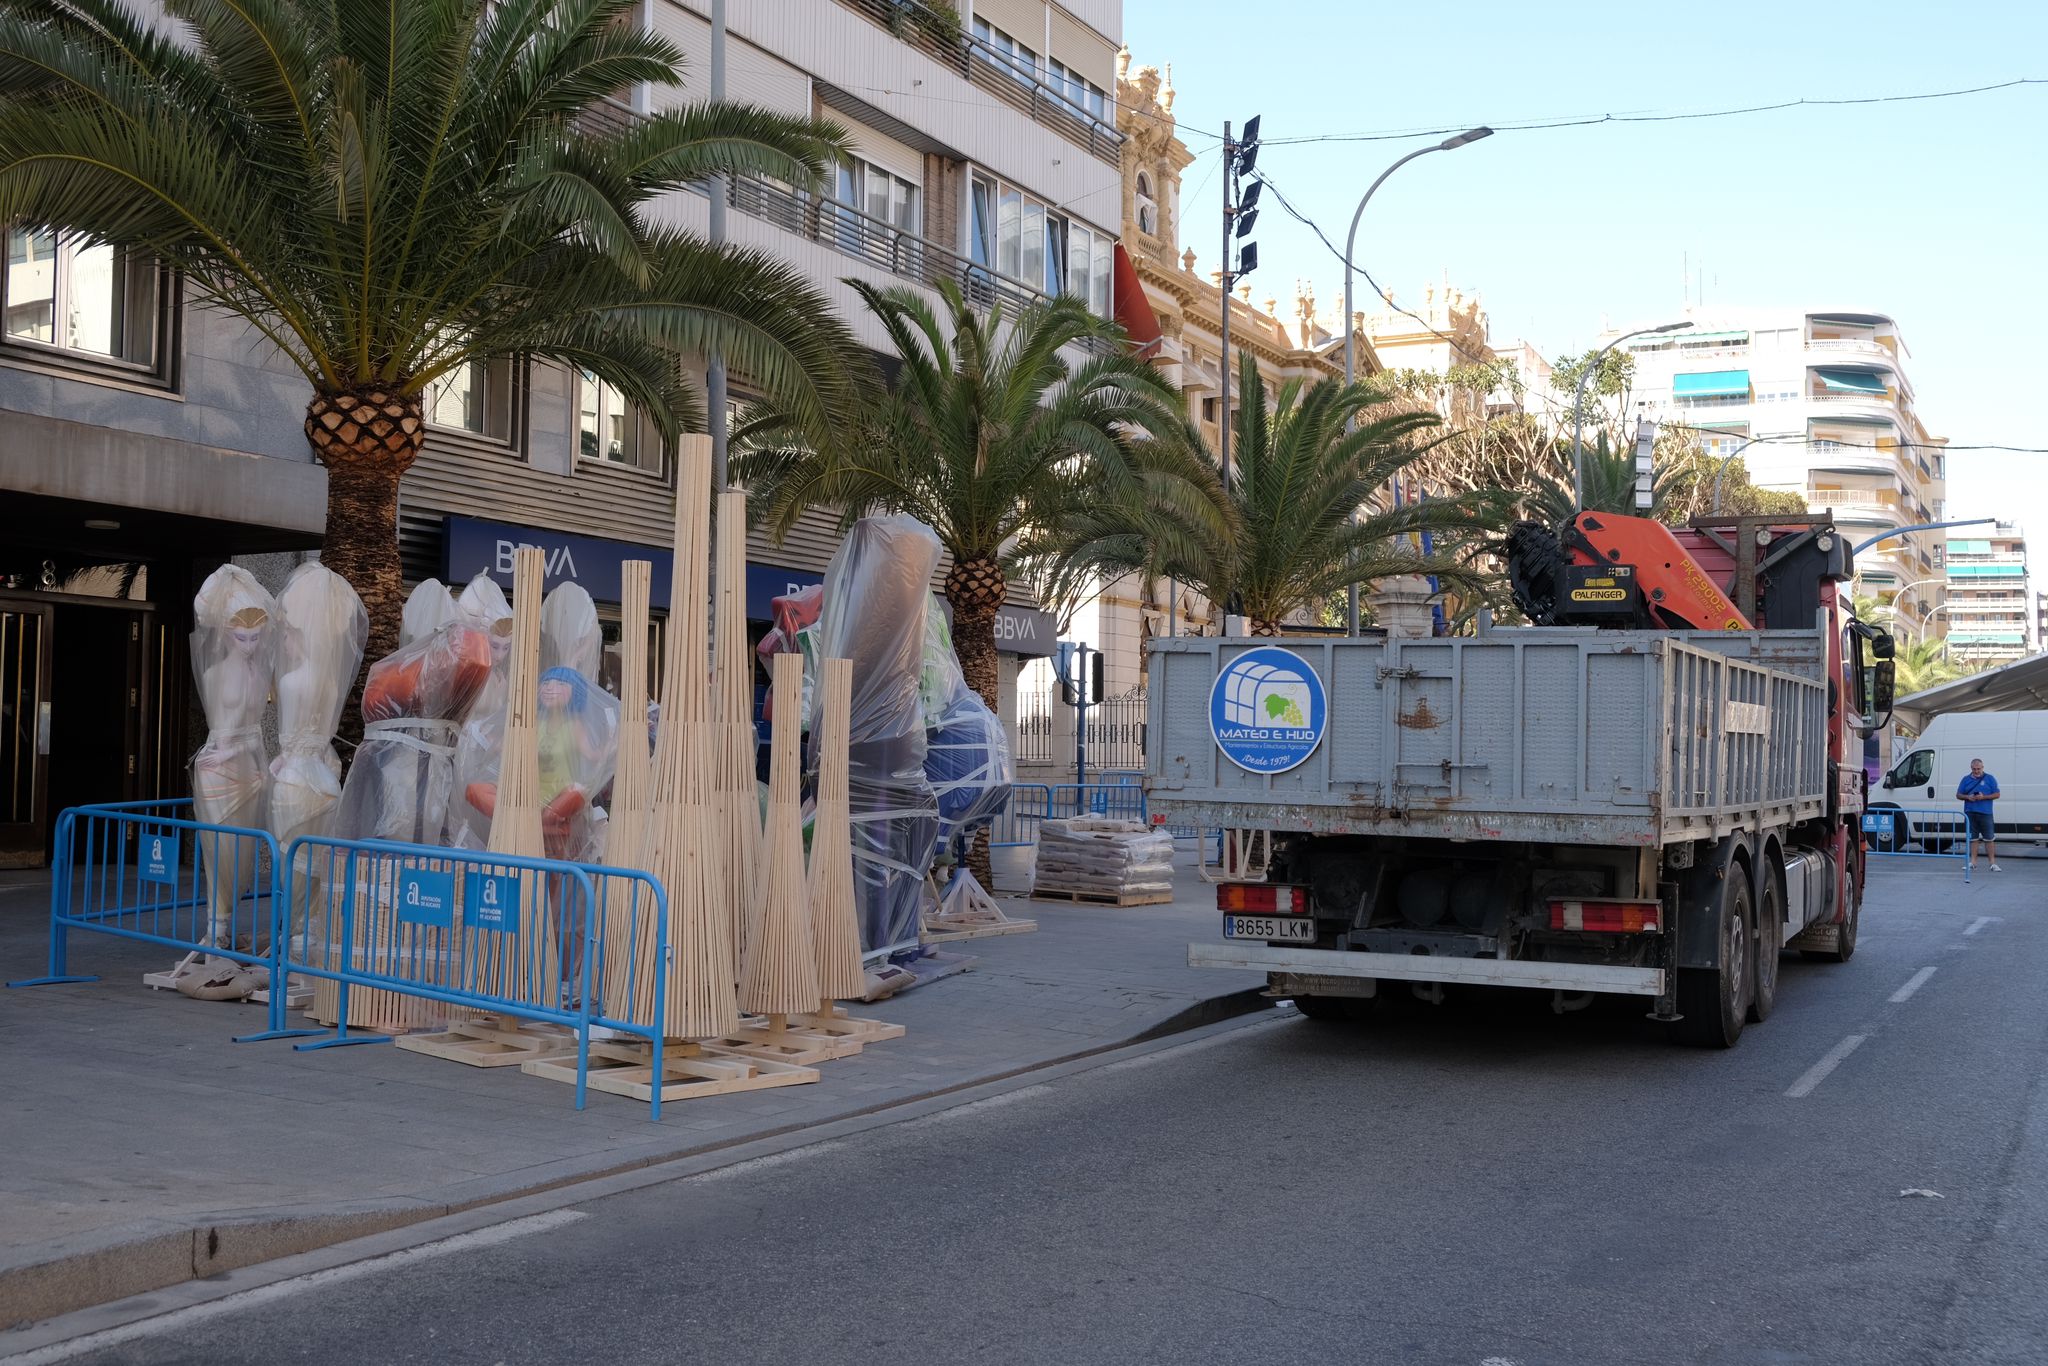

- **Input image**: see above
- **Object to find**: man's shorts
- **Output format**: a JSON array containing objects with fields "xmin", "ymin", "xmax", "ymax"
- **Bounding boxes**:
[{"xmin": 1964, "ymin": 811, "xmax": 1995, "ymax": 841}]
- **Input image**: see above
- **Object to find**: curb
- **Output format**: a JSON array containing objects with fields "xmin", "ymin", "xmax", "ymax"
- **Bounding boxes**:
[{"xmin": 1, "ymin": 989, "xmax": 1275, "ymax": 1333}]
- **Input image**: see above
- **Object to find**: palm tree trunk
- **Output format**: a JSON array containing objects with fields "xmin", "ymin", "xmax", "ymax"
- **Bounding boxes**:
[
  {"xmin": 945, "ymin": 557, "xmax": 1007, "ymax": 888},
  {"xmin": 305, "ymin": 390, "xmax": 425, "ymax": 762}
]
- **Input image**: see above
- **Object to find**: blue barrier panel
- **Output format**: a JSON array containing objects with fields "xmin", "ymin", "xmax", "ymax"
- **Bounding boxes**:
[
  {"xmin": 283, "ymin": 836, "xmax": 671, "ymax": 1118},
  {"xmin": 1047, "ymin": 783, "xmax": 1148, "ymax": 823},
  {"xmin": 990, "ymin": 784, "xmax": 1053, "ymax": 848},
  {"xmin": 7, "ymin": 800, "xmax": 299, "ymax": 1039},
  {"xmin": 1863, "ymin": 807, "xmax": 1970, "ymax": 859}
]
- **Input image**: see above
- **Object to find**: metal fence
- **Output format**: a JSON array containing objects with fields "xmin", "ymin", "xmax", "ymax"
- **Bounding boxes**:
[
  {"xmin": 1015, "ymin": 687, "xmax": 1055, "ymax": 765},
  {"xmin": 1084, "ymin": 690, "xmax": 1147, "ymax": 772},
  {"xmin": 7, "ymin": 800, "xmax": 299, "ymax": 1039},
  {"xmin": 988, "ymin": 782, "xmax": 1151, "ymax": 849},
  {"xmin": 1862, "ymin": 807, "xmax": 1969, "ymax": 859}
]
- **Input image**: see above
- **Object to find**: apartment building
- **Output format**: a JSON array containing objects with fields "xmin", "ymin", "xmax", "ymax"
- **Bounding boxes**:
[
  {"xmin": 0, "ymin": 0, "xmax": 1117, "ymax": 864},
  {"xmin": 1613, "ymin": 309, "xmax": 1948, "ymax": 612},
  {"xmin": 1945, "ymin": 524, "xmax": 2033, "ymax": 665}
]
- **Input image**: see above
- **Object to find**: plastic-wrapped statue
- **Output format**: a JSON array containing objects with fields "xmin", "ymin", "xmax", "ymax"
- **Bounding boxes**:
[
  {"xmin": 268, "ymin": 564, "xmax": 368, "ymax": 950},
  {"xmin": 464, "ymin": 665, "xmax": 620, "ymax": 866},
  {"xmin": 401, "ymin": 579, "xmax": 460, "ymax": 645},
  {"xmin": 176, "ymin": 566, "xmax": 279, "ymax": 997},
  {"xmin": 447, "ymin": 574, "xmax": 514, "ymax": 849},
  {"xmin": 921, "ymin": 600, "xmax": 1014, "ymax": 860},
  {"xmin": 540, "ymin": 582, "xmax": 602, "ymax": 678},
  {"xmin": 335, "ymin": 621, "xmax": 493, "ymax": 845},
  {"xmin": 808, "ymin": 516, "xmax": 942, "ymax": 956}
]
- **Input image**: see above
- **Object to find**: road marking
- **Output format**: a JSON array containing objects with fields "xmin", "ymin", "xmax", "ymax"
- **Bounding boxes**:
[
  {"xmin": 1965, "ymin": 916, "xmax": 1997, "ymax": 936},
  {"xmin": 1786, "ymin": 1034, "xmax": 1867, "ymax": 1098},
  {"xmin": 4, "ymin": 1210, "xmax": 585, "ymax": 1365},
  {"xmin": 1890, "ymin": 967, "xmax": 1938, "ymax": 1003}
]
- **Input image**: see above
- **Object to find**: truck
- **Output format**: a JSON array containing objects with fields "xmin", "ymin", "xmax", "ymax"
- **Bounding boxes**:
[{"xmin": 1148, "ymin": 512, "xmax": 1896, "ymax": 1047}]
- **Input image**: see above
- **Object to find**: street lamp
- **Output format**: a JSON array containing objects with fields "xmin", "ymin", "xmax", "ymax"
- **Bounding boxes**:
[
  {"xmin": 1852, "ymin": 518, "xmax": 1994, "ymax": 557},
  {"xmin": 1572, "ymin": 321, "xmax": 1692, "ymax": 510},
  {"xmin": 1340, "ymin": 126, "xmax": 1493, "ymax": 631}
]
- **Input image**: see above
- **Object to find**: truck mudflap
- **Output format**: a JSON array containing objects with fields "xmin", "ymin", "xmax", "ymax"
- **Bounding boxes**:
[{"xmin": 1188, "ymin": 943, "xmax": 1666, "ymax": 997}]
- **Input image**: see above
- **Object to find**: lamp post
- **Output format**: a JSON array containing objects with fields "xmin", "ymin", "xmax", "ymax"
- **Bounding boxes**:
[
  {"xmin": 1572, "ymin": 321, "xmax": 1692, "ymax": 510},
  {"xmin": 1852, "ymin": 518, "xmax": 1994, "ymax": 557},
  {"xmin": 1340, "ymin": 126, "xmax": 1493, "ymax": 633}
]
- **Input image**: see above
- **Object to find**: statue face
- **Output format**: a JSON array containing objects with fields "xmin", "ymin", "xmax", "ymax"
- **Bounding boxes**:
[
  {"xmin": 539, "ymin": 678, "xmax": 573, "ymax": 710},
  {"xmin": 230, "ymin": 625, "xmax": 264, "ymax": 655}
]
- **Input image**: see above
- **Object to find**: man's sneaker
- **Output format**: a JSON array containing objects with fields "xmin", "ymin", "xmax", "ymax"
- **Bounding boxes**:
[{"xmin": 1992, "ymin": 863, "xmax": 2003, "ymax": 872}]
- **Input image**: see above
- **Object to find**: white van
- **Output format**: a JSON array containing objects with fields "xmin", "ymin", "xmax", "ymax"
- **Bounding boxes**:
[{"xmin": 1869, "ymin": 711, "xmax": 2048, "ymax": 848}]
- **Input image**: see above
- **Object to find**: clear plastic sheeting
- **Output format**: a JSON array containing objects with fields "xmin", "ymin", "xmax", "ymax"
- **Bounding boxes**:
[
  {"xmin": 336, "ymin": 622, "xmax": 493, "ymax": 845},
  {"xmin": 189, "ymin": 565, "xmax": 278, "ymax": 946},
  {"xmin": 920, "ymin": 599, "xmax": 1014, "ymax": 859},
  {"xmin": 1031, "ymin": 818, "xmax": 1176, "ymax": 899},
  {"xmin": 809, "ymin": 515, "xmax": 942, "ymax": 956},
  {"xmin": 541, "ymin": 583, "xmax": 603, "ymax": 678},
  {"xmin": 401, "ymin": 579, "xmax": 460, "ymax": 645},
  {"xmin": 267, "ymin": 564, "xmax": 367, "ymax": 947},
  {"xmin": 463, "ymin": 667, "xmax": 621, "ymax": 866},
  {"xmin": 448, "ymin": 574, "xmax": 514, "ymax": 850}
]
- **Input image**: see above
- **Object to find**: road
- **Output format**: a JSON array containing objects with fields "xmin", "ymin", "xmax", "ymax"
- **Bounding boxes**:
[{"xmin": 22, "ymin": 858, "xmax": 2048, "ymax": 1365}]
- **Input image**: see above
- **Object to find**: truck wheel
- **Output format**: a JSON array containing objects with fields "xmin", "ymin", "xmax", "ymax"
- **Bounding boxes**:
[
  {"xmin": 1748, "ymin": 869, "xmax": 1782, "ymax": 1024},
  {"xmin": 1675, "ymin": 874, "xmax": 1750, "ymax": 1048},
  {"xmin": 1292, "ymin": 993, "xmax": 1371, "ymax": 1023},
  {"xmin": 1802, "ymin": 852, "xmax": 1860, "ymax": 963}
]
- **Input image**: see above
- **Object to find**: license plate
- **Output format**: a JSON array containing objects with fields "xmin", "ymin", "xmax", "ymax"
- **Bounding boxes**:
[{"xmin": 1223, "ymin": 914, "xmax": 1316, "ymax": 944}]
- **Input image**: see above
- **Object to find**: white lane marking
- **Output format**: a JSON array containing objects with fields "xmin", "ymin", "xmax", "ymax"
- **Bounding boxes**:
[
  {"xmin": 4, "ymin": 1210, "xmax": 585, "ymax": 1365},
  {"xmin": 1786, "ymin": 1034, "xmax": 1867, "ymax": 1098},
  {"xmin": 1965, "ymin": 916, "xmax": 1998, "ymax": 936},
  {"xmin": 1890, "ymin": 967, "xmax": 1938, "ymax": 1003}
]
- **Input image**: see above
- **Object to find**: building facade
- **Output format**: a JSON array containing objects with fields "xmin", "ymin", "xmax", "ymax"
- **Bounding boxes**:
[
  {"xmin": 1612, "ymin": 309, "xmax": 1948, "ymax": 612},
  {"xmin": 0, "ymin": 0, "xmax": 1120, "ymax": 864},
  {"xmin": 1945, "ymin": 524, "xmax": 2032, "ymax": 665}
]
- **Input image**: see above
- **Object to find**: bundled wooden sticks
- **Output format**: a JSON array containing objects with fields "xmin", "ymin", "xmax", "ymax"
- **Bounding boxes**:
[
  {"xmin": 739, "ymin": 651, "xmax": 819, "ymax": 1019},
  {"xmin": 713, "ymin": 488, "xmax": 760, "ymax": 977},
  {"xmin": 600, "ymin": 559, "xmax": 655, "ymax": 1007},
  {"xmin": 641, "ymin": 439, "xmax": 737, "ymax": 1041},
  {"xmin": 477, "ymin": 546, "xmax": 554, "ymax": 1003},
  {"xmin": 808, "ymin": 657, "xmax": 864, "ymax": 1004}
]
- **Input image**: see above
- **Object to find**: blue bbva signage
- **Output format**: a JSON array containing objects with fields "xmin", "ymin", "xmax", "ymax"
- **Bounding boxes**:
[
  {"xmin": 1209, "ymin": 646, "xmax": 1328, "ymax": 774},
  {"xmin": 443, "ymin": 516, "xmax": 818, "ymax": 618}
]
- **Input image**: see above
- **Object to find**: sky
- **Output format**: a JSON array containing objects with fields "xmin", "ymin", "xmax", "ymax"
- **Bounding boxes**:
[{"xmin": 1122, "ymin": 0, "xmax": 2048, "ymax": 545}]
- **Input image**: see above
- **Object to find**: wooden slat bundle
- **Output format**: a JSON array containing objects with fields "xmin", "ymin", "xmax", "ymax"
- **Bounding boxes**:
[
  {"xmin": 712, "ymin": 488, "xmax": 759, "ymax": 979},
  {"xmin": 808, "ymin": 657, "xmax": 864, "ymax": 1003},
  {"xmin": 599, "ymin": 560, "xmax": 655, "ymax": 1010},
  {"xmin": 738, "ymin": 651, "xmax": 819, "ymax": 1019},
  {"xmin": 476, "ymin": 547, "xmax": 555, "ymax": 1005}
]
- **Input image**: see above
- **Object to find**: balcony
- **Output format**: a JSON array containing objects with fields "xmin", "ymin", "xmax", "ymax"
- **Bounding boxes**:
[
  {"xmin": 1805, "ymin": 337, "xmax": 1891, "ymax": 360},
  {"xmin": 833, "ymin": 0, "xmax": 1123, "ymax": 166}
]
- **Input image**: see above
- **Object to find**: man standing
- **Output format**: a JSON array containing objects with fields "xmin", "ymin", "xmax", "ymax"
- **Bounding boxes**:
[{"xmin": 1957, "ymin": 757, "xmax": 2001, "ymax": 882}]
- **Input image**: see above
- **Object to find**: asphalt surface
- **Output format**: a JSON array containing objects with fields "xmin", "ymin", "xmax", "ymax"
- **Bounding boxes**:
[{"xmin": 23, "ymin": 856, "xmax": 2048, "ymax": 1366}]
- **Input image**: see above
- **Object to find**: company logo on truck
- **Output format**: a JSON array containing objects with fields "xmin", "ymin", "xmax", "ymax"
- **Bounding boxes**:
[{"xmin": 1210, "ymin": 647, "xmax": 1327, "ymax": 773}]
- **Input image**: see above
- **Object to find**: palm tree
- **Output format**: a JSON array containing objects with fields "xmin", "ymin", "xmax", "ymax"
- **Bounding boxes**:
[
  {"xmin": 1168, "ymin": 352, "xmax": 1502, "ymax": 635},
  {"xmin": 737, "ymin": 277, "xmax": 1218, "ymax": 710},
  {"xmin": 0, "ymin": 0, "xmax": 861, "ymax": 664},
  {"xmin": 1892, "ymin": 637, "xmax": 1964, "ymax": 697},
  {"xmin": 1519, "ymin": 432, "xmax": 1679, "ymax": 528}
]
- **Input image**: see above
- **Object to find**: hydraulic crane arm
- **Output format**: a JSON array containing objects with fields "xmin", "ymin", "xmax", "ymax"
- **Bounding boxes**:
[{"xmin": 1507, "ymin": 512, "xmax": 1750, "ymax": 630}]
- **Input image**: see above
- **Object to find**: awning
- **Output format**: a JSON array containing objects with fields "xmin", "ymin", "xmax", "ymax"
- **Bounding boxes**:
[
  {"xmin": 1672, "ymin": 369, "xmax": 1749, "ymax": 398},
  {"xmin": 1111, "ymin": 242, "xmax": 1163, "ymax": 356},
  {"xmin": 1676, "ymin": 329, "xmax": 1750, "ymax": 344},
  {"xmin": 1894, "ymin": 649, "xmax": 2048, "ymax": 730},
  {"xmin": 1814, "ymin": 368, "xmax": 1887, "ymax": 394}
]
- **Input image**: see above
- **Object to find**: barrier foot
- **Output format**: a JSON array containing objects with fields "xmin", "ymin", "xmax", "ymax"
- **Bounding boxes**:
[
  {"xmin": 7, "ymin": 974, "xmax": 100, "ymax": 988},
  {"xmin": 234, "ymin": 1026, "xmax": 327, "ymax": 1044},
  {"xmin": 293, "ymin": 1032, "xmax": 393, "ymax": 1052}
]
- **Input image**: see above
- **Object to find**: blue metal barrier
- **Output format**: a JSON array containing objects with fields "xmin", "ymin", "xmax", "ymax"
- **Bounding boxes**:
[
  {"xmin": 990, "ymin": 784, "xmax": 1053, "ymax": 848},
  {"xmin": 7, "ymin": 800, "xmax": 301, "ymax": 1039},
  {"xmin": 1862, "ymin": 807, "xmax": 1969, "ymax": 859},
  {"xmin": 282, "ymin": 836, "xmax": 671, "ymax": 1117},
  {"xmin": 1048, "ymin": 782, "xmax": 1148, "ymax": 823}
]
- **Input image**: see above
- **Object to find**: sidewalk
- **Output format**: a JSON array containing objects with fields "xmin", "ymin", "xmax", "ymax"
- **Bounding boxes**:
[{"xmin": 0, "ymin": 847, "xmax": 1257, "ymax": 1325}]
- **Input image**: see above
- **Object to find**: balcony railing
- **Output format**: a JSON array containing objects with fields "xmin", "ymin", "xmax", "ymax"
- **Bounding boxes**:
[
  {"xmin": 833, "ymin": 0, "xmax": 1123, "ymax": 166},
  {"xmin": 1808, "ymin": 391, "xmax": 1896, "ymax": 406}
]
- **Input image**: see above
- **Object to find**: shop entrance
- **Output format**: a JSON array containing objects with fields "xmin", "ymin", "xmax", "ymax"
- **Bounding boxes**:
[{"xmin": 0, "ymin": 591, "xmax": 160, "ymax": 867}]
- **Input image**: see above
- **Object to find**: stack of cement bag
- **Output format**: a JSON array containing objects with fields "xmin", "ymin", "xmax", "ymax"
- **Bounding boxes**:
[{"xmin": 1031, "ymin": 818, "xmax": 1176, "ymax": 900}]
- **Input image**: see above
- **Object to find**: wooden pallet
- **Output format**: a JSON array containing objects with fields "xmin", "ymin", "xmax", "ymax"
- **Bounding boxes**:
[
  {"xmin": 395, "ymin": 1016, "xmax": 577, "ymax": 1067},
  {"xmin": 923, "ymin": 917, "xmax": 1038, "ymax": 943},
  {"xmin": 792, "ymin": 1004, "xmax": 905, "ymax": 1044},
  {"xmin": 709, "ymin": 1015, "xmax": 859, "ymax": 1066},
  {"xmin": 1030, "ymin": 885, "xmax": 1173, "ymax": 907},
  {"xmin": 523, "ymin": 1039, "xmax": 817, "ymax": 1103}
]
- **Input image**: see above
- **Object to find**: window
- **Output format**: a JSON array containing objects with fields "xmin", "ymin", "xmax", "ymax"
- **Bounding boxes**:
[
  {"xmin": 967, "ymin": 171, "xmax": 1114, "ymax": 317},
  {"xmin": 831, "ymin": 156, "xmax": 920, "ymax": 257},
  {"xmin": 1135, "ymin": 171, "xmax": 1158, "ymax": 236},
  {"xmin": 1888, "ymin": 749, "xmax": 1933, "ymax": 788},
  {"xmin": 423, "ymin": 355, "xmax": 518, "ymax": 442},
  {"xmin": 971, "ymin": 18, "xmax": 1038, "ymax": 84},
  {"xmin": 1047, "ymin": 58, "xmax": 1108, "ymax": 120},
  {"xmin": 3, "ymin": 227, "xmax": 166, "ymax": 375},
  {"xmin": 578, "ymin": 370, "xmax": 664, "ymax": 473}
]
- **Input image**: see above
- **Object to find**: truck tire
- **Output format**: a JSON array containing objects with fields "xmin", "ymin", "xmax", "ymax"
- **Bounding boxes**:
[
  {"xmin": 1802, "ymin": 848, "xmax": 1860, "ymax": 963},
  {"xmin": 1292, "ymin": 993, "xmax": 1372, "ymax": 1023},
  {"xmin": 1675, "ymin": 874, "xmax": 1750, "ymax": 1048},
  {"xmin": 1748, "ymin": 867, "xmax": 1782, "ymax": 1024}
]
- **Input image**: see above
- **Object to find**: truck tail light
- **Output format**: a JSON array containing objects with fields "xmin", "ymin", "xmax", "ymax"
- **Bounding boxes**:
[
  {"xmin": 1549, "ymin": 898, "xmax": 1661, "ymax": 933},
  {"xmin": 1217, "ymin": 884, "xmax": 1307, "ymax": 914}
]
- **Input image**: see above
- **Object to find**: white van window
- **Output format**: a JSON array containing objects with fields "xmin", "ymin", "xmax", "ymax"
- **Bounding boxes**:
[{"xmin": 1889, "ymin": 749, "xmax": 1933, "ymax": 787}]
